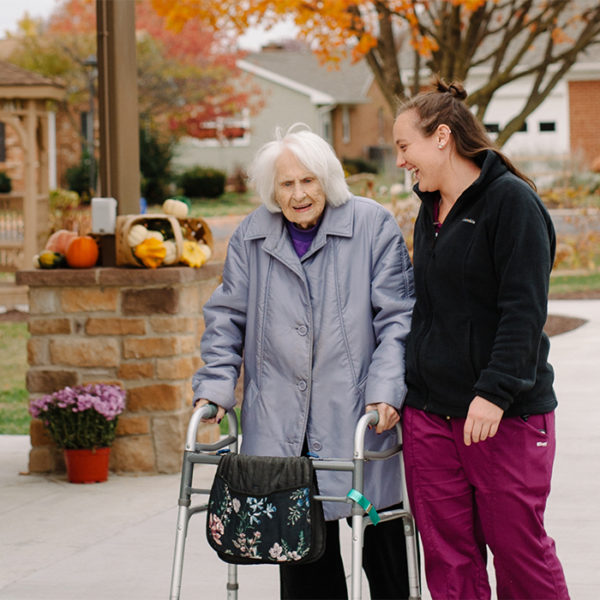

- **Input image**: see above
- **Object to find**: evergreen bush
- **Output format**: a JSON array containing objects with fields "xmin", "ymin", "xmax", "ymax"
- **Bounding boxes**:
[{"xmin": 178, "ymin": 166, "xmax": 226, "ymax": 198}]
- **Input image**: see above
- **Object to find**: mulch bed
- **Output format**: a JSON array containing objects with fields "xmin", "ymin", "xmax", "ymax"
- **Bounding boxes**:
[{"xmin": 0, "ymin": 309, "xmax": 29, "ymax": 322}]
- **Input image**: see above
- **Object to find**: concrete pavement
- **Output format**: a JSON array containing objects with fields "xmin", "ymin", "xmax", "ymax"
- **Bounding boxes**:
[{"xmin": 1, "ymin": 299, "xmax": 599, "ymax": 599}]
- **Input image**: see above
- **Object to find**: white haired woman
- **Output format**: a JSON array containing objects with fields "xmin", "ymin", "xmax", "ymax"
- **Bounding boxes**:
[{"xmin": 193, "ymin": 123, "xmax": 415, "ymax": 599}]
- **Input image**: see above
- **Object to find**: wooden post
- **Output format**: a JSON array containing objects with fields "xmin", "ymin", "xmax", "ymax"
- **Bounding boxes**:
[
  {"xmin": 22, "ymin": 99, "xmax": 37, "ymax": 269},
  {"xmin": 96, "ymin": 0, "xmax": 140, "ymax": 215}
]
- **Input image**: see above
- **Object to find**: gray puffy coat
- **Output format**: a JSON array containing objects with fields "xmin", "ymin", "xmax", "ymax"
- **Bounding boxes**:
[{"xmin": 192, "ymin": 195, "xmax": 415, "ymax": 519}]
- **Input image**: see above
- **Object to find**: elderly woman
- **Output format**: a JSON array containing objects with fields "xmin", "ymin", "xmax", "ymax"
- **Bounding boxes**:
[{"xmin": 193, "ymin": 123, "xmax": 415, "ymax": 600}]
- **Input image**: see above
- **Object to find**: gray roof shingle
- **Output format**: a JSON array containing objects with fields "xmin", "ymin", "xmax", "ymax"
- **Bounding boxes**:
[{"xmin": 241, "ymin": 49, "xmax": 372, "ymax": 104}]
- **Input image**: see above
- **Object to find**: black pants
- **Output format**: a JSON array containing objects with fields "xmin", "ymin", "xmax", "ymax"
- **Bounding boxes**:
[{"xmin": 279, "ymin": 508, "xmax": 413, "ymax": 600}]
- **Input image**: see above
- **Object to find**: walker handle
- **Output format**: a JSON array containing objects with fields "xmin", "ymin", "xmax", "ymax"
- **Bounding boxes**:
[
  {"xmin": 201, "ymin": 402, "xmax": 218, "ymax": 419},
  {"xmin": 366, "ymin": 408, "xmax": 379, "ymax": 426}
]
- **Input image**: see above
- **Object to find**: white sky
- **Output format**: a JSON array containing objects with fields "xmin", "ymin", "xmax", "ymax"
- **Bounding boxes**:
[
  {"xmin": 0, "ymin": 0, "xmax": 59, "ymax": 37},
  {"xmin": 0, "ymin": 0, "xmax": 297, "ymax": 50}
]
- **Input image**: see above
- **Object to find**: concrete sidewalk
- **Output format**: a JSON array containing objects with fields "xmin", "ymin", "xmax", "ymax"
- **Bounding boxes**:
[{"xmin": 1, "ymin": 299, "xmax": 599, "ymax": 599}]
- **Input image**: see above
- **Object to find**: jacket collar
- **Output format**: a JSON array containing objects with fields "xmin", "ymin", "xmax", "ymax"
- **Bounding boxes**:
[
  {"xmin": 414, "ymin": 150, "xmax": 507, "ymax": 216},
  {"xmin": 243, "ymin": 196, "xmax": 354, "ymax": 274}
]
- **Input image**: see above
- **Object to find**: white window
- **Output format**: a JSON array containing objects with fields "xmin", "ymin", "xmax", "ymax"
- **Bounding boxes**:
[{"xmin": 191, "ymin": 110, "xmax": 250, "ymax": 147}]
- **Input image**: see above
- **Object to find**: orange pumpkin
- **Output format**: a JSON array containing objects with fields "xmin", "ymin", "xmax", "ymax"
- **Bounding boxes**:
[
  {"xmin": 65, "ymin": 236, "xmax": 99, "ymax": 268},
  {"xmin": 45, "ymin": 229, "xmax": 78, "ymax": 254}
]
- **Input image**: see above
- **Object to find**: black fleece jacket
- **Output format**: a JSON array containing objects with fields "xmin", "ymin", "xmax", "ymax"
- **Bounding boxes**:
[{"xmin": 405, "ymin": 150, "xmax": 557, "ymax": 418}]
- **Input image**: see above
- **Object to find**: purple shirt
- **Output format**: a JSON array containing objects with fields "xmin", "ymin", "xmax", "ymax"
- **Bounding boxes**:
[{"xmin": 286, "ymin": 217, "xmax": 322, "ymax": 258}]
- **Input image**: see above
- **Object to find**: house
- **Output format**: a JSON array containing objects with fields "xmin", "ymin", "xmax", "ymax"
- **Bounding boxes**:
[
  {"xmin": 173, "ymin": 40, "xmax": 600, "ymax": 181},
  {"xmin": 172, "ymin": 46, "xmax": 397, "ymax": 177},
  {"xmin": 466, "ymin": 32, "xmax": 600, "ymax": 174}
]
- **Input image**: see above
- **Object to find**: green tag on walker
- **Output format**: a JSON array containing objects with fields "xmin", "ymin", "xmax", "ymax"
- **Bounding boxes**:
[{"xmin": 347, "ymin": 488, "xmax": 380, "ymax": 525}]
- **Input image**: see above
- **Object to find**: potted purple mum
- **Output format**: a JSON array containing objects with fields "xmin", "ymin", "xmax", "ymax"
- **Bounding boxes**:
[{"xmin": 29, "ymin": 383, "xmax": 126, "ymax": 483}]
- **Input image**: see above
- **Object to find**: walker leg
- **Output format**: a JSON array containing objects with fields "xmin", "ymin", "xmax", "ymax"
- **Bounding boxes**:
[
  {"xmin": 169, "ymin": 454, "xmax": 194, "ymax": 600},
  {"xmin": 350, "ymin": 514, "xmax": 365, "ymax": 600},
  {"xmin": 169, "ymin": 504, "xmax": 190, "ymax": 600},
  {"xmin": 227, "ymin": 564, "xmax": 239, "ymax": 600},
  {"xmin": 403, "ymin": 515, "xmax": 421, "ymax": 600}
]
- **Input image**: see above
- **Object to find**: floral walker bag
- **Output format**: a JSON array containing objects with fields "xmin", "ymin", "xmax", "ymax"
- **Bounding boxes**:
[{"xmin": 206, "ymin": 454, "xmax": 326, "ymax": 565}]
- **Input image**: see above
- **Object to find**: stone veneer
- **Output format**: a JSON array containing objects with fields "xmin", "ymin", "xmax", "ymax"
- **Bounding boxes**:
[{"xmin": 16, "ymin": 264, "xmax": 223, "ymax": 475}]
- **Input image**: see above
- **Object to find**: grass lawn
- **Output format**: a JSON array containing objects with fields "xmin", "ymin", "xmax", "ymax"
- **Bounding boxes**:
[
  {"xmin": 148, "ymin": 192, "xmax": 259, "ymax": 218},
  {"xmin": 549, "ymin": 271, "xmax": 600, "ymax": 297},
  {"xmin": 0, "ymin": 321, "xmax": 29, "ymax": 434}
]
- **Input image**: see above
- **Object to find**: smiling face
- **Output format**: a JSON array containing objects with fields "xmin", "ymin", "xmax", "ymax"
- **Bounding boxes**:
[
  {"xmin": 274, "ymin": 148, "xmax": 326, "ymax": 229},
  {"xmin": 393, "ymin": 110, "xmax": 448, "ymax": 194}
]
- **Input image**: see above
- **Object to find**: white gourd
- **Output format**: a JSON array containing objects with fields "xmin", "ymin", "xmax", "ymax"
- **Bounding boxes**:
[
  {"xmin": 198, "ymin": 243, "xmax": 212, "ymax": 262},
  {"xmin": 146, "ymin": 230, "xmax": 164, "ymax": 242},
  {"xmin": 163, "ymin": 240, "xmax": 178, "ymax": 265},
  {"xmin": 162, "ymin": 198, "xmax": 189, "ymax": 219},
  {"xmin": 127, "ymin": 224, "xmax": 150, "ymax": 248}
]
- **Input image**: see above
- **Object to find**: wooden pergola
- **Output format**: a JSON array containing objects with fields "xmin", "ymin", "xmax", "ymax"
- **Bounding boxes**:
[
  {"xmin": 0, "ymin": 61, "xmax": 64, "ymax": 270},
  {"xmin": 0, "ymin": 1, "xmax": 142, "ymax": 273}
]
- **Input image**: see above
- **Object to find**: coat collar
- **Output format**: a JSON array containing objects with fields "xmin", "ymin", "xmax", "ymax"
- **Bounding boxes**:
[
  {"xmin": 243, "ymin": 196, "xmax": 355, "ymax": 275},
  {"xmin": 244, "ymin": 196, "xmax": 354, "ymax": 240}
]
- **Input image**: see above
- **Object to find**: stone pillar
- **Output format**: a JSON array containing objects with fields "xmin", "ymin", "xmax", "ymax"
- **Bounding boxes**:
[{"xmin": 16, "ymin": 264, "xmax": 223, "ymax": 475}]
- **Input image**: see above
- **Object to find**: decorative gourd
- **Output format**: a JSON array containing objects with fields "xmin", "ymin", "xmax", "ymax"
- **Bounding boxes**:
[
  {"xmin": 133, "ymin": 237, "xmax": 166, "ymax": 268},
  {"xmin": 127, "ymin": 224, "xmax": 150, "ymax": 248},
  {"xmin": 37, "ymin": 250, "xmax": 67, "ymax": 269},
  {"xmin": 162, "ymin": 198, "xmax": 189, "ymax": 219},
  {"xmin": 180, "ymin": 240, "xmax": 211, "ymax": 268},
  {"xmin": 162, "ymin": 240, "xmax": 178, "ymax": 265},
  {"xmin": 45, "ymin": 230, "xmax": 78, "ymax": 254},
  {"xmin": 146, "ymin": 230, "xmax": 164, "ymax": 242},
  {"xmin": 65, "ymin": 236, "xmax": 99, "ymax": 268},
  {"xmin": 198, "ymin": 243, "xmax": 212, "ymax": 262}
]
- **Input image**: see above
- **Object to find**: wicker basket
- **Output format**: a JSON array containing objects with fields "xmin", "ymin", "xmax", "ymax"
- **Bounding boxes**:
[
  {"xmin": 177, "ymin": 216, "xmax": 213, "ymax": 250},
  {"xmin": 115, "ymin": 214, "xmax": 184, "ymax": 267}
]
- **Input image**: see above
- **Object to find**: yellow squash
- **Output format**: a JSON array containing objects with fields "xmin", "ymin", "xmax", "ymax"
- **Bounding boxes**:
[{"xmin": 133, "ymin": 237, "xmax": 167, "ymax": 268}]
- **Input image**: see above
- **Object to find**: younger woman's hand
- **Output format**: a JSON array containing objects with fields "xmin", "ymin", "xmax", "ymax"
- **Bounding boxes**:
[{"xmin": 463, "ymin": 396, "xmax": 504, "ymax": 446}]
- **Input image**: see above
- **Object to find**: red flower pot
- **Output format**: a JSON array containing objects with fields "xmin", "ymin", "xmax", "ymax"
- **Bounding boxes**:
[{"xmin": 64, "ymin": 447, "xmax": 111, "ymax": 483}]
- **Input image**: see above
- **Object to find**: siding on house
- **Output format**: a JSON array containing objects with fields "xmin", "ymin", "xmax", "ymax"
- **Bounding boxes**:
[{"xmin": 172, "ymin": 76, "xmax": 325, "ymax": 175}]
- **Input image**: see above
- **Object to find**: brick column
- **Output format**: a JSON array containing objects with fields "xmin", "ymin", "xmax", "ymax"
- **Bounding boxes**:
[{"xmin": 16, "ymin": 264, "xmax": 223, "ymax": 475}]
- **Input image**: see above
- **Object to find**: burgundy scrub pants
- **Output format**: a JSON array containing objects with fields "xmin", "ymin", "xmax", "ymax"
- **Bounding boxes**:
[{"xmin": 402, "ymin": 406, "xmax": 569, "ymax": 600}]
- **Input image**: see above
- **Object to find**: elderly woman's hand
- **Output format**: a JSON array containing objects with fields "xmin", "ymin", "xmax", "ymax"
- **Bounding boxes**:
[
  {"xmin": 194, "ymin": 398, "xmax": 226, "ymax": 424},
  {"xmin": 365, "ymin": 403, "xmax": 400, "ymax": 434}
]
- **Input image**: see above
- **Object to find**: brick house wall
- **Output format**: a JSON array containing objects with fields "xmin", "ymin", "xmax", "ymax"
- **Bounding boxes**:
[
  {"xmin": 568, "ymin": 80, "xmax": 600, "ymax": 167},
  {"xmin": 331, "ymin": 82, "xmax": 395, "ymax": 165}
]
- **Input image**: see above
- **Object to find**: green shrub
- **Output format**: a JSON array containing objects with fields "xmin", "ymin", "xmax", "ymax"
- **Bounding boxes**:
[
  {"xmin": 140, "ymin": 128, "xmax": 174, "ymax": 205},
  {"xmin": 0, "ymin": 171, "xmax": 12, "ymax": 193},
  {"xmin": 342, "ymin": 157, "xmax": 379, "ymax": 176},
  {"xmin": 178, "ymin": 166, "xmax": 226, "ymax": 198},
  {"xmin": 65, "ymin": 151, "xmax": 96, "ymax": 202}
]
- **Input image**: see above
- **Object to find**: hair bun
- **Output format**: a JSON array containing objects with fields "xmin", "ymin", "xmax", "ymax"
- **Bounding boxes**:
[
  {"xmin": 448, "ymin": 83, "xmax": 467, "ymax": 101},
  {"xmin": 434, "ymin": 77, "xmax": 467, "ymax": 101}
]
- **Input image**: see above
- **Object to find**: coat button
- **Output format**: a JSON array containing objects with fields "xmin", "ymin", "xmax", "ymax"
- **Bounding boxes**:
[
  {"xmin": 313, "ymin": 441, "xmax": 322, "ymax": 451},
  {"xmin": 298, "ymin": 380, "xmax": 307, "ymax": 391},
  {"xmin": 297, "ymin": 325, "xmax": 308, "ymax": 336}
]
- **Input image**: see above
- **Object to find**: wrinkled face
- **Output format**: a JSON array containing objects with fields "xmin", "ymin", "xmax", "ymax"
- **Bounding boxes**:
[
  {"xmin": 274, "ymin": 149, "xmax": 326, "ymax": 229},
  {"xmin": 393, "ymin": 110, "xmax": 446, "ymax": 193}
]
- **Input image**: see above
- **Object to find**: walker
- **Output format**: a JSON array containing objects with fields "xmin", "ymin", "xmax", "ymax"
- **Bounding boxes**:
[{"xmin": 169, "ymin": 404, "xmax": 421, "ymax": 599}]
